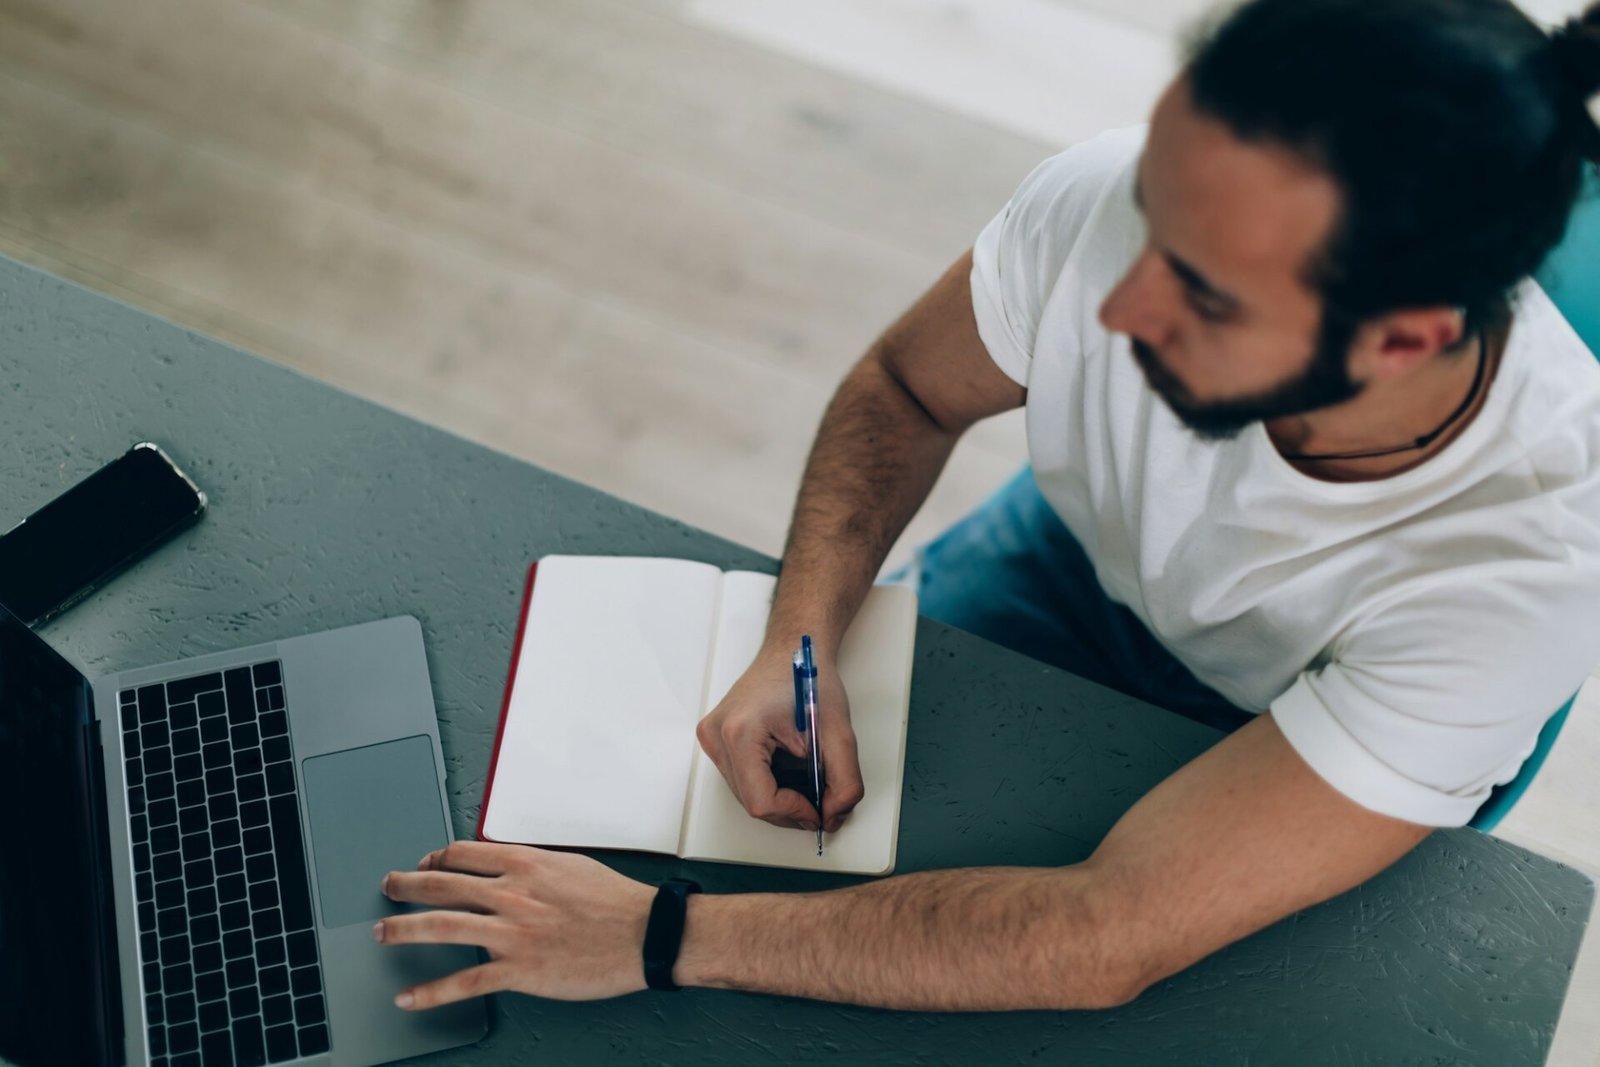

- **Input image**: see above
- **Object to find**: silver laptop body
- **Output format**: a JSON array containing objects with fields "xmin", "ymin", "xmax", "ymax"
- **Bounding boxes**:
[{"xmin": 94, "ymin": 615, "xmax": 487, "ymax": 1067}]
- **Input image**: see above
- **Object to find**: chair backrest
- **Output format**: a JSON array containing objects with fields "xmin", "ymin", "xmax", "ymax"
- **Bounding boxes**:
[{"xmin": 1471, "ymin": 170, "xmax": 1600, "ymax": 832}]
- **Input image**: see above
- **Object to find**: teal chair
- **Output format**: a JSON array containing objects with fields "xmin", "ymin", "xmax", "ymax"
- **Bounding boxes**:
[{"xmin": 1468, "ymin": 173, "xmax": 1600, "ymax": 831}]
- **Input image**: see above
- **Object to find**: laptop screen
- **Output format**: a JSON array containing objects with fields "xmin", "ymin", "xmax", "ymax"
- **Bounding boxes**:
[{"xmin": 0, "ymin": 606, "xmax": 121, "ymax": 1066}]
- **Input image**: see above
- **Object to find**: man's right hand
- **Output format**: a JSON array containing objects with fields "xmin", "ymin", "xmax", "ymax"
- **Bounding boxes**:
[{"xmin": 696, "ymin": 645, "xmax": 864, "ymax": 832}]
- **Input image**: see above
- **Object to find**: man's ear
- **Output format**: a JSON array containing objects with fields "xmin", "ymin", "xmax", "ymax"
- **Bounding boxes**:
[{"xmin": 1349, "ymin": 307, "xmax": 1466, "ymax": 381}]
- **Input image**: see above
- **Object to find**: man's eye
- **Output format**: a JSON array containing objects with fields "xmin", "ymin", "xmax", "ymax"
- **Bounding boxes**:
[{"xmin": 1187, "ymin": 291, "xmax": 1233, "ymax": 323}]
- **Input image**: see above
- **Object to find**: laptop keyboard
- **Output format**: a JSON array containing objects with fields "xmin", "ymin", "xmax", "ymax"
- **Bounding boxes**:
[{"xmin": 119, "ymin": 660, "xmax": 331, "ymax": 1067}]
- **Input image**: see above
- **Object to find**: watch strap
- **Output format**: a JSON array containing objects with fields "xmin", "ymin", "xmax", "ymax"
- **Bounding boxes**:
[{"xmin": 642, "ymin": 878, "xmax": 702, "ymax": 991}]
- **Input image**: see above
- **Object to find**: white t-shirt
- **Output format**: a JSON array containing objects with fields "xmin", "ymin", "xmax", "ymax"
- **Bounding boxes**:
[{"xmin": 970, "ymin": 125, "xmax": 1600, "ymax": 827}]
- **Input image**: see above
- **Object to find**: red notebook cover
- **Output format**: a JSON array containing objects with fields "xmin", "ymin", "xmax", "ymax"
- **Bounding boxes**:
[{"xmin": 475, "ymin": 560, "xmax": 541, "ymax": 842}]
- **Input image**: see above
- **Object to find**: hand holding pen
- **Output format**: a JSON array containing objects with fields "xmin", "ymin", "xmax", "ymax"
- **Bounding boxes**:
[{"xmin": 694, "ymin": 634, "xmax": 865, "ymax": 836}]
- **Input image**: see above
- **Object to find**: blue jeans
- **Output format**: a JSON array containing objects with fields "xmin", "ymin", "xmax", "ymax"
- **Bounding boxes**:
[{"xmin": 887, "ymin": 468, "xmax": 1252, "ymax": 734}]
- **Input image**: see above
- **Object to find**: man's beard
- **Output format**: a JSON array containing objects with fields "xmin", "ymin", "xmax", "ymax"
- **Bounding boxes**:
[{"xmin": 1129, "ymin": 312, "xmax": 1364, "ymax": 442}]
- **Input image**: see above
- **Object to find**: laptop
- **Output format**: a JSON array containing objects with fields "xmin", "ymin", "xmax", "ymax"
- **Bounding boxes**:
[{"xmin": 0, "ymin": 606, "xmax": 489, "ymax": 1067}]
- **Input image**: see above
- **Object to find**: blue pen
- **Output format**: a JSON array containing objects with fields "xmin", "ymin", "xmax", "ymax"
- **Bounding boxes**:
[{"xmin": 799, "ymin": 635, "xmax": 823, "ymax": 856}]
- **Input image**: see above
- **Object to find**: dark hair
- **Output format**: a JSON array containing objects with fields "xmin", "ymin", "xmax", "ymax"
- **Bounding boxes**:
[{"xmin": 1185, "ymin": 0, "xmax": 1600, "ymax": 338}]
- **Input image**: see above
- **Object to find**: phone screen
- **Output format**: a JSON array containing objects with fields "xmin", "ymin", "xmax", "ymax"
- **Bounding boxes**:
[{"xmin": 0, "ymin": 444, "xmax": 205, "ymax": 625}]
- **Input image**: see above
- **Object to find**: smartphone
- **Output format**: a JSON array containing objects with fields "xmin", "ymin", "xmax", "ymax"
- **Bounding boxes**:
[{"xmin": 0, "ymin": 443, "xmax": 207, "ymax": 626}]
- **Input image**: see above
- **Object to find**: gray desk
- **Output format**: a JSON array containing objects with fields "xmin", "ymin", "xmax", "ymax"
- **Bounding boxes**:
[{"xmin": 3, "ymin": 255, "xmax": 1592, "ymax": 1065}]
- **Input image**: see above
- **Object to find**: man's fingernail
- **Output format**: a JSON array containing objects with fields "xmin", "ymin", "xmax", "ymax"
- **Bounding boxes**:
[
  {"xmin": 395, "ymin": 991, "xmax": 414, "ymax": 1009},
  {"xmin": 416, "ymin": 854, "xmax": 430, "ymax": 870},
  {"xmin": 381, "ymin": 873, "xmax": 390, "ymax": 894},
  {"xmin": 800, "ymin": 821, "xmax": 817, "ymax": 832},
  {"xmin": 372, "ymin": 922, "xmax": 385, "ymax": 943}
]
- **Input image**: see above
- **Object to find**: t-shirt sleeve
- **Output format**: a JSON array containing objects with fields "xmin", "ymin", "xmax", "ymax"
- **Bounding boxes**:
[
  {"xmin": 970, "ymin": 125, "xmax": 1147, "ymax": 388},
  {"xmin": 1270, "ymin": 563, "xmax": 1600, "ymax": 827}
]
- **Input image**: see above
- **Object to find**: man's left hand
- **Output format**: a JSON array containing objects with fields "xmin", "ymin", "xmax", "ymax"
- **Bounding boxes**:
[{"xmin": 377, "ymin": 841, "xmax": 654, "ymax": 1008}]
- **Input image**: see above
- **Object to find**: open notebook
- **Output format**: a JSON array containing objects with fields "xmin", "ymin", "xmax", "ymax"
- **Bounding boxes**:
[{"xmin": 477, "ymin": 555, "xmax": 918, "ymax": 875}]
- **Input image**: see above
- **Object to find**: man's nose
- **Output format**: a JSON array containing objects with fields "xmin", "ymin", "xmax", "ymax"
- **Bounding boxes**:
[{"xmin": 1099, "ymin": 251, "xmax": 1173, "ymax": 346}]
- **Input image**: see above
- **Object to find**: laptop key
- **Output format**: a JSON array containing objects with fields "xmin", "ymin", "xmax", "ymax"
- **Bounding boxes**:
[
  {"xmin": 221, "ymin": 901, "xmax": 251, "ymax": 932},
  {"xmin": 172, "ymin": 727, "xmax": 201, "ymax": 758},
  {"xmin": 199, "ymin": 1027, "xmax": 234, "ymax": 1067},
  {"xmin": 237, "ymin": 773, "xmax": 266, "ymax": 803},
  {"xmin": 264, "ymin": 1022, "xmax": 298, "ymax": 1062},
  {"xmin": 234, "ymin": 747, "xmax": 264, "ymax": 776},
  {"xmin": 167, "ymin": 671, "xmax": 223, "ymax": 704},
  {"xmin": 166, "ymin": 992, "xmax": 197, "ymax": 1026},
  {"xmin": 252, "ymin": 661, "xmax": 282, "ymax": 687},
  {"xmin": 225, "ymin": 666, "xmax": 256, "ymax": 716},
  {"xmin": 200, "ymin": 715, "xmax": 229, "ymax": 744},
  {"xmin": 137, "ymin": 685, "xmax": 166, "ymax": 725},
  {"xmin": 158, "ymin": 933, "xmax": 189, "ymax": 966},
  {"xmin": 240, "ymin": 799, "xmax": 269, "ymax": 829},
  {"xmin": 178, "ymin": 805, "xmax": 207, "ymax": 835},
  {"xmin": 144, "ymin": 746, "xmax": 173, "ymax": 776},
  {"xmin": 285, "ymin": 931, "xmax": 317, "ymax": 969},
  {"xmin": 168, "ymin": 1020, "xmax": 199, "ymax": 1053},
  {"xmin": 218, "ymin": 873, "xmax": 247, "ymax": 904},
  {"xmin": 199, "ymin": 997, "xmax": 230, "ymax": 1034},
  {"xmin": 152, "ymin": 851, "xmax": 181, "ymax": 882},
  {"xmin": 289, "ymin": 966, "xmax": 321, "ymax": 999},
  {"xmin": 258, "ymin": 964, "xmax": 289, "ymax": 998},
  {"xmin": 190, "ymin": 914, "xmax": 222, "ymax": 946},
  {"xmin": 226, "ymin": 956, "xmax": 257, "ymax": 990},
  {"xmin": 212, "ymin": 818, "xmax": 242, "ymax": 850},
  {"xmin": 156, "ymin": 878, "xmax": 184, "ymax": 910},
  {"xmin": 233, "ymin": 1015, "xmax": 267, "ymax": 1067},
  {"xmin": 162, "ymin": 963, "xmax": 195, "ymax": 996},
  {"xmin": 169, "ymin": 702, "xmax": 199, "ymax": 731},
  {"xmin": 256, "ymin": 937, "xmax": 287, "ymax": 968},
  {"xmin": 245, "ymin": 852, "xmax": 274, "ymax": 883},
  {"xmin": 221, "ymin": 929, "xmax": 253, "ymax": 960},
  {"xmin": 192, "ymin": 941, "xmax": 223, "ymax": 975},
  {"xmin": 252, "ymin": 908, "xmax": 284, "ymax": 940},
  {"xmin": 229, "ymin": 986, "xmax": 261, "ymax": 1017},
  {"xmin": 176, "ymin": 777, "xmax": 206, "ymax": 807},
  {"xmin": 297, "ymin": 1023, "xmax": 330, "ymax": 1057},
  {"xmin": 261, "ymin": 993, "xmax": 293, "ymax": 1027},
  {"xmin": 215, "ymin": 845, "xmax": 245, "ymax": 877},
  {"xmin": 267, "ymin": 794, "xmax": 314, "ymax": 932},
  {"xmin": 196, "ymin": 969, "xmax": 228, "ymax": 1003},
  {"xmin": 265, "ymin": 761, "xmax": 295, "ymax": 797},
  {"xmin": 197, "ymin": 690, "xmax": 226, "ymax": 719},
  {"xmin": 292, "ymin": 993, "xmax": 326, "ymax": 1026}
]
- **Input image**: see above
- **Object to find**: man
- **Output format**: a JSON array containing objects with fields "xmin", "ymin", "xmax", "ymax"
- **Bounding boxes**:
[{"xmin": 376, "ymin": 0, "xmax": 1600, "ymax": 1011}]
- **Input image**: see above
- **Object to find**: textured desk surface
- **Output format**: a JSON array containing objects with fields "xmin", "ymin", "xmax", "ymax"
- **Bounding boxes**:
[{"xmin": 2, "ymin": 256, "xmax": 1592, "ymax": 1065}]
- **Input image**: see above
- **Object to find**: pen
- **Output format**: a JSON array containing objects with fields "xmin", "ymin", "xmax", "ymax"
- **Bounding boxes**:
[{"xmin": 800, "ymin": 635, "xmax": 823, "ymax": 856}]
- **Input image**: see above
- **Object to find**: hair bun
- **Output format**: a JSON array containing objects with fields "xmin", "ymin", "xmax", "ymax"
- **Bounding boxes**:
[
  {"xmin": 1551, "ymin": 6, "xmax": 1600, "ymax": 98},
  {"xmin": 1551, "ymin": 6, "xmax": 1600, "ymax": 154}
]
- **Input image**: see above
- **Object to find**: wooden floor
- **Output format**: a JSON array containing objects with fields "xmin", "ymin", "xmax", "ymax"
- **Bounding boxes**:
[{"xmin": 2, "ymin": 0, "xmax": 1595, "ymax": 1059}]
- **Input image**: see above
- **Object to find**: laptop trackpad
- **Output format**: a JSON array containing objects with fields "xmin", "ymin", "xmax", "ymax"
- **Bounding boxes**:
[{"xmin": 301, "ymin": 736, "xmax": 451, "ymax": 928}]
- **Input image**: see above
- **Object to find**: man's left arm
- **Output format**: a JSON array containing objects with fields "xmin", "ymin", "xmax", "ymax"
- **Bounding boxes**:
[{"xmin": 377, "ymin": 712, "xmax": 1433, "ymax": 1011}]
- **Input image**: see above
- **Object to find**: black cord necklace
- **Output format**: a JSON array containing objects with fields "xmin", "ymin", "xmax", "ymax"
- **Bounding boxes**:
[{"xmin": 1279, "ymin": 330, "xmax": 1489, "ymax": 463}]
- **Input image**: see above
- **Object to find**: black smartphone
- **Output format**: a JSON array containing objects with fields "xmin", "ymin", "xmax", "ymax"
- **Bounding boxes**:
[{"xmin": 0, "ymin": 443, "xmax": 207, "ymax": 626}]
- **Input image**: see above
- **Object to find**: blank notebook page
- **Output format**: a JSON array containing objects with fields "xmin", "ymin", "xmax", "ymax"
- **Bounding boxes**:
[
  {"xmin": 681, "ymin": 574, "xmax": 916, "ymax": 874},
  {"xmin": 481, "ymin": 556, "xmax": 722, "ymax": 852}
]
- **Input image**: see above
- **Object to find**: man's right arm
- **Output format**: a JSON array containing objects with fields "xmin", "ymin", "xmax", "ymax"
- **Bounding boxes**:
[{"xmin": 696, "ymin": 248, "xmax": 1026, "ymax": 829}]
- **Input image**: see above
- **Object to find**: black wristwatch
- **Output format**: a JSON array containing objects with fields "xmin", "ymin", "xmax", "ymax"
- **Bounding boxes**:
[{"xmin": 642, "ymin": 878, "xmax": 702, "ymax": 991}]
